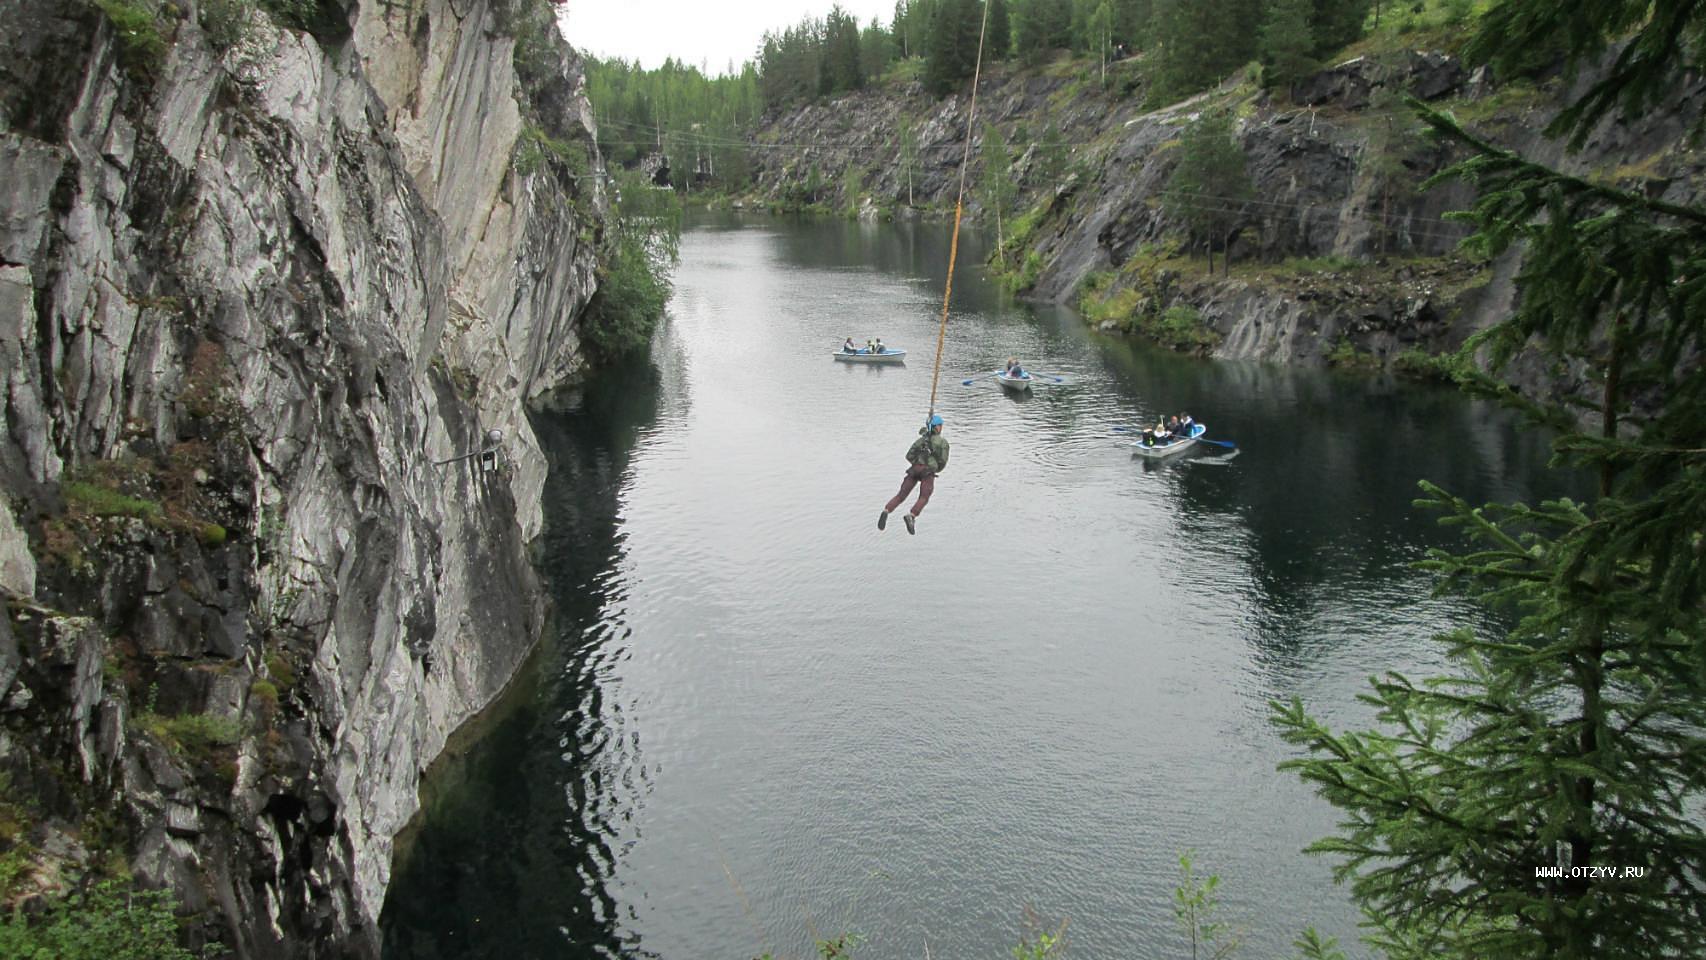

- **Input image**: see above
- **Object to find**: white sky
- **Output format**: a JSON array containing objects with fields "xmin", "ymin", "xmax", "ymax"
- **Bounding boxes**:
[{"xmin": 558, "ymin": 0, "xmax": 900, "ymax": 74}]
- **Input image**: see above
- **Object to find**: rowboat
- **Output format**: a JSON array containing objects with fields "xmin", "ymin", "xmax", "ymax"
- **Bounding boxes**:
[
  {"xmin": 833, "ymin": 347, "xmax": 906, "ymax": 364},
  {"xmin": 1131, "ymin": 422, "xmax": 1206, "ymax": 458},
  {"xmin": 995, "ymin": 370, "xmax": 1034, "ymax": 392}
]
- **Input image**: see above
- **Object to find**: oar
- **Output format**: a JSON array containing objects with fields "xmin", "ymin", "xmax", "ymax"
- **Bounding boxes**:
[
  {"xmin": 1025, "ymin": 371, "xmax": 1067, "ymax": 383},
  {"xmin": 961, "ymin": 370, "xmax": 1002, "ymax": 385}
]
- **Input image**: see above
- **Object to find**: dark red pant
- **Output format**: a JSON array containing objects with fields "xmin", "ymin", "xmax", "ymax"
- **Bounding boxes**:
[{"xmin": 885, "ymin": 464, "xmax": 936, "ymax": 516}]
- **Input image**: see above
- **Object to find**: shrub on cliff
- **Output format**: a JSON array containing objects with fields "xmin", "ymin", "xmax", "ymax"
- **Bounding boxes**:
[
  {"xmin": 582, "ymin": 179, "xmax": 682, "ymax": 358},
  {"xmin": 0, "ymin": 879, "xmax": 203, "ymax": 960}
]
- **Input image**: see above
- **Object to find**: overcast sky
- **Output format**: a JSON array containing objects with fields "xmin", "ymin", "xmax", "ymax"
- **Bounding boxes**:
[{"xmin": 559, "ymin": 0, "xmax": 900, "ymax": 74}]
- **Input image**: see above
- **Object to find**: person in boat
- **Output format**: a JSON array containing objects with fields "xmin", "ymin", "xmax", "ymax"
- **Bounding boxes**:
[
  {"xmin": 866, "ymin": 338, "xmax": 877, "ymax": 354},
  {"xmin": 1166, "ymin": 415, "xmax": 1181, "ymax": 436},
  {"xmin": 879, "ymin": 414, "xmax": 949, "ymax": 536},
  {"xmin": 843, "ymin": 337, "xmax": 858, "ymax": 353},
  {"xmin": 874, "ymin": 337, "xmax": 886, "ymax": 354},
  {"xmin": 1178, "ymin": 412, "xmax": 1195, "ymax": 435},
  {"xmin": 1006, "ymin": 357, "xmax": 1026, "ymax": 377}
]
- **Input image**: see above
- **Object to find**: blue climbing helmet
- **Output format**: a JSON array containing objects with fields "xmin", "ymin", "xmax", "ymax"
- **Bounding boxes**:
[{"xmin": 928, "ymin": 414, "xmax": 944, "ymax": 428}]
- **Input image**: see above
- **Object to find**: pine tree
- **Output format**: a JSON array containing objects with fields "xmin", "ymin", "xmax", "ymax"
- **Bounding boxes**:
[
  {"xmin": 1161, "ymin": 111, "xmax": 1251, "ymax": 275},
  {"xmin": 925, "ymin": 0, "xmax": 983, "ymax": 94},
  {"xmin": 1148, "ymin": 0, "xmax": 1262, "ymax": 104},
  {"xmin": 1275, "ymin": 2, "xmax": 1706, "ymax": 957},
  {"xmin": 823, "ymin": 6, "xmax": 865, "ymax": 94},
  {"xmin": 1015, "ymin": 0, "xmax": 1072, "ymax": 63},
  {"xmin": 988, "ymin": 0, "xmax": 1013, "ymax": 59},
  {"xmin": 1261, "ymin": 0, "xmax": 1317, "ymax": 95},
  {"xmin": 1037, "ymin": 121, "xmax": 1068, "ymax": 187},
  {"xmin": 1308, "ymin": 0, "xmax": 1371, "ymax": 57}
]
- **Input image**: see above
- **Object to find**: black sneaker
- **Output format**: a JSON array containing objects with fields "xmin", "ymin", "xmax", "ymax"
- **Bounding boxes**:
[
  {"xmin": 877, "ymin": 510, "xmax": 888, "ymax": 531},
  {"xmin": 903, "ymin": 514, "xmax": 916, "ymax": 535}
]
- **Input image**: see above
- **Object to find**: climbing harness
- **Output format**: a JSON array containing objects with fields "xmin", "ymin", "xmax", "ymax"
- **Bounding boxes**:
[{"xmin": 923, "ymin": 0, "xmax": 992, "ymax": 430}]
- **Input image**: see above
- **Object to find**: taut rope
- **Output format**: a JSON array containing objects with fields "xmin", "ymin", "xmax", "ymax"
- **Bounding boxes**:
[{"xmin": 924, "ymin": 1, "xmax": 992, "ymax": 423}]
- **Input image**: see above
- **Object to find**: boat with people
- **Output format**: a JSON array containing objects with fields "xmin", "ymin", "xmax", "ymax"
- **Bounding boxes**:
[
  {"xmin": 835, "ymin": 337, "xmax": 906, "ymax": 364},
  {"xmin": 833, "ymin": 346, "xmax": 907, "ymax": 364},
  {"xmin": 995, "ymin": 369, "xmax": 1033, "ymax": 392},
  {"xmin": 1131, "ymin": 422, "xmax": 1206, "ymax": 458}
]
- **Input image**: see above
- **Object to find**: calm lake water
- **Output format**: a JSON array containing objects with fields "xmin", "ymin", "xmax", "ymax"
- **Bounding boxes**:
[{"xmin": 380, "ymin": 213, "xmax": 1577, "ymax": 959}]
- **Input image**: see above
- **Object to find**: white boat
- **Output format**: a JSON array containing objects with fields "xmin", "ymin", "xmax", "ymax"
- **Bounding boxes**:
[
  {"xmin": 833, "ymin": 347, "xmax": 906, "ymax": 364},
  {"xmin": 995, "ymin": 370, "xmax": 1034, "ymax": 392},
  {"xmin": 1131, "ymin": 423, "xmax": 1206, "ymax": 459}
]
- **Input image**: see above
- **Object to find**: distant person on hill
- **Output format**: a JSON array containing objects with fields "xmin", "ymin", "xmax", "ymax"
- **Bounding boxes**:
[{"xmin": 879, "ymin": 414, "xmax": 949, "ymax": 536}]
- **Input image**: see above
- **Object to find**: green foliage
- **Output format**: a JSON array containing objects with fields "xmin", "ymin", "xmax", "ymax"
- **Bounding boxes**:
[
  {"xmin": 1173, "ymin": 852, "xmax": 1242, "ymax": 960},
  {"xmin": 1279, "ymin": 5, "xmax": 1706, "ymax": 956},
  {"xmin": 1324, "ymin": 336, "xmax": 1378, "ymax": 370},
  {"xmin": 1390, "ymin": 345, "xmax": 1466, "ymax": 382},
  {"xmin": 141, "ymin": 711, "xmax": 243, "ymax": 759},
  {"xmin": 815, "ymin": 932, "xmax": 864, "ymax": 957},
  {"xmin": 1261, "ymin": 0, "xmax": 1318, "ymax": 92},
  {"xmin": 1465, "ymin": 0, "xmax": 1699, "ymax": 146},
  {"xmin": 1308, "ymin": 0, "xmax": 1373, "ymax": 56},
  {"xmin": 1010, "ymin": 917, "xmax": 1067, "ymax": 959},
  {"xmin": 517, "ymin": 124, "xmax": 591, "ymax": 179},
  {"xmin": 503, "ymin": 0, "xmax": 564, "ymax": 86},
  {"xmin": 93, "ymin": 0, "xmax": 167, "ymax": 80},
  {"xmin": 1016, "ymin": 0, "xmax": 1073, "ymax": 63},
  {"xmin": 1290, "ymin": 927, "xmax": 1346, "ymax": 960},
  {"xmin": 588, "ymin": 57, "xmax": 761, "ymax": 192},
  {"xmin": 0, "ymin": 846, "xmax": 33, "ymax": 896},
  {"xmin": 249, "ymin": 679, "xmax": 279, "ymax": 713},
  {"xmin": 981, "ymin": 123, "xmax": 1019, "ymax": 259},
  {"xmin": 822, "ymin": 6, "xmax": 866, "ymax": 94},
  {"xmin": 582, "ymin": 178, "xmax": 682, "ymax": 358},
  {"xmin": 1145, "ymin": 0, "xmax": 1262, "ymax": 105},
  {"xmin": 265, "ymin": 652, "xmax": 297, "ymax": 690},
  {"xmin": 987, "ymin": 0, "xmax": 1013, "ymax": 58},
  {"xmin": 1162, "ymin": 111, "xmax": 1252, "ymax": 275},
  {"xmin": 1155, "ymin": 305, "xmax": 1216, "ymax": 348},
  {"xmin": 197, "ymin": 0, "xmax": 252, "ymax": 50},
  {"xmin": 759, "ymin": 7, "xmax": 885, "ymax": 108},
  {"xmin": 925, "ymin": 0, "xmax": 983, "ymax": 94},
  {"xmin": 62, "ymin": 482, "xmax": 162, "ymax": 522},
  {"xmin": 0, "ymin": 879, "xmax": 203, "ymax": 960}
]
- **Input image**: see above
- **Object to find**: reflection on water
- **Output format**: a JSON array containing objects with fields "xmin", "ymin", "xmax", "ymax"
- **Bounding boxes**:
[{"xmin": 382, "ymin": 212, "xmax": 1580, "ymax": 959}]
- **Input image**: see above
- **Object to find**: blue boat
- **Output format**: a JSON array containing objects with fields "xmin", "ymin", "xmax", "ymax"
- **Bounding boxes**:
[{"xmin": 1131, "ymin": 422, "xmax": 1206, "ymax": 458}]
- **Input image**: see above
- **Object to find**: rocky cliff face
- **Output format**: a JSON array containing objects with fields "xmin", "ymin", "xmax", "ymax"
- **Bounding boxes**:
[
  {"xmin": 745, "ymin": 51, "xmax": 1702, "ymax": 371},
  {"xmin": 0, "ymin": 0, "xmax": 602, "ymax": 954}
]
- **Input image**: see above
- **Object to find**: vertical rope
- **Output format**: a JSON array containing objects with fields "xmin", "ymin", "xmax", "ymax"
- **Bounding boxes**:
[{"xmin": 925, "ymin": 0, "xmax": 992, "ymax": 423}]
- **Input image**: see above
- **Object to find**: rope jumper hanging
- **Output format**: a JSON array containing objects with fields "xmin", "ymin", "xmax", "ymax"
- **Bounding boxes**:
[{"xmin": 878, "ymin": 2, "xmax": 991, "ymax": 537}]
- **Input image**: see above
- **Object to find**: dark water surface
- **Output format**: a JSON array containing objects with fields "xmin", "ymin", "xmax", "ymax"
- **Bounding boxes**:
[{"xmin": 381, "ymin": 214, "xmax": 1577, "ymax": 959}]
